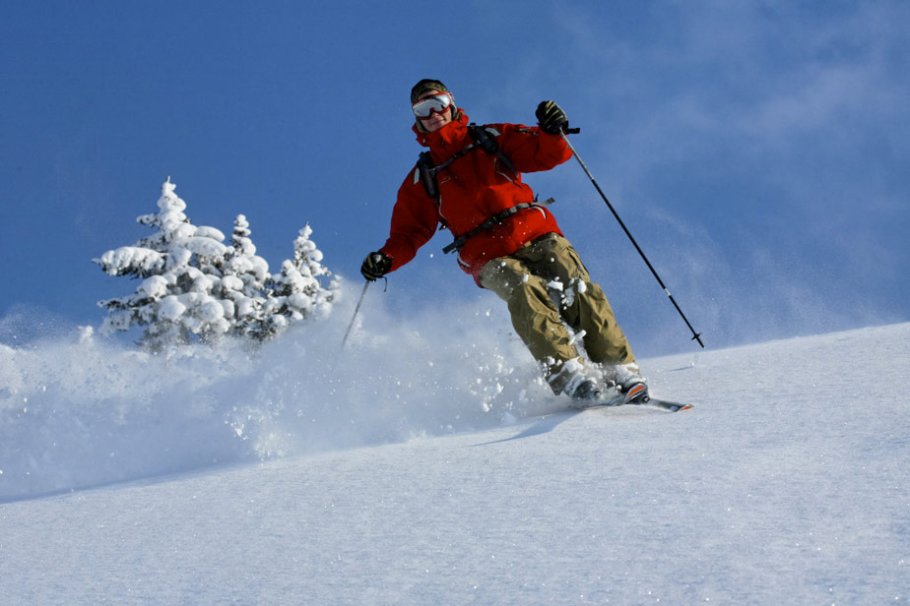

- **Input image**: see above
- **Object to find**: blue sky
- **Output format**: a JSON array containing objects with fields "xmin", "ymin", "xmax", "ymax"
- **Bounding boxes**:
[{"xmin": 2, "ymin": 1, "xmax": 908, "ymax": 355}]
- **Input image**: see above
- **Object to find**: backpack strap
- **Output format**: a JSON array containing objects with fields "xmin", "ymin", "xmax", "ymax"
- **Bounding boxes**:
[
  {"xmin": 416, "ymin": 151, "xmax": 439, "ymax": 203},
  {"xmin": 415, "ymin": 123, "xmax": 516, "ymax": 205},
  {"xmin": 414, "ymin": 123, "xmax": 527, "ymax": 246},
  {"xmin": 468, "ymin": 124, "xmax": 517, "ymax": 178}
]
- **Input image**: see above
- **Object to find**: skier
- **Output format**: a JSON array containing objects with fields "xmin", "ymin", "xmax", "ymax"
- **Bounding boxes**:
[{"xmin": 361, "ymin": 79, "xmax": 646, "ymax": 404}]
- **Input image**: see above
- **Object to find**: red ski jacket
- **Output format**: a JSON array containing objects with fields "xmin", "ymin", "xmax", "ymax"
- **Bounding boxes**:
[{"xmin": 379, "ymin": 110, "xmax": 574, "ymax": 283}]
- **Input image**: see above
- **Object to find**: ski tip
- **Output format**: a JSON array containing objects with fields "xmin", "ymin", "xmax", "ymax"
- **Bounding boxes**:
[
  {"xmin": 661, "ymin": 402, "xmax": 694, "ymax": 413},
  {"xmin": 649, "ymin": 399, "xmax": 695, "ymax": 413}
]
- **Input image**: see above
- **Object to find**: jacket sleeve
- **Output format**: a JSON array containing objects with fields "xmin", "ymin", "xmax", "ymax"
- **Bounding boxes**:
[
  {"xmin": 494, "ymin": 123, "xmax": 573, "ymax": 174},
  {"xmin": 379, "ymin": 168, "xmax": 440, "ymax": 272}
]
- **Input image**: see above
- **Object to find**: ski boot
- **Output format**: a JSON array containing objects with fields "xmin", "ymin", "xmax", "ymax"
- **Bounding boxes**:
[
  {"xmin": 548, "ymin": 358, "xmax": 603, "ymax": 406},
  {"xmin": 602, "ymin": 362, "xmax": 649, "ymax": 404}
]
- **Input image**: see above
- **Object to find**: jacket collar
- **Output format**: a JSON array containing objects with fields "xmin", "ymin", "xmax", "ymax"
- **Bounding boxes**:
[{"xmin": 413, "ymin": 111, "xmax": 471, "ymax": 155}]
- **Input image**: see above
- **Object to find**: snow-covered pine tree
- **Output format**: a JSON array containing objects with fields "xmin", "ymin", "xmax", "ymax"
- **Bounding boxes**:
[
  {"xmin": 96, "ymin": 180, "xmax": 339, "ymax": 349},
  {"xmin": 218, "ymin": 214, "xmax": 271, "ymax": 340},
  {"xmin": 263, "ymin": 224, "xmax": 339, "ymax": 338},
  {"xmin": 95, "ymin": 179, "xmax": 232, "ymax": 349}
]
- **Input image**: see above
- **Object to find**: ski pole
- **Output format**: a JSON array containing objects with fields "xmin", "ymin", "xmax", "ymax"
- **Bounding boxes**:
[
  {"xmin": 560, "ymin": 131, "xmax": 704, "ymax": 348},
  {"xmin": 340, "ymin": 280, "xmax": 370, "ymax": 351}
]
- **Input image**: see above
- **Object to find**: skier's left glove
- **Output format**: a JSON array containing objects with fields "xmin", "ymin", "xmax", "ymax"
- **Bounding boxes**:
[
  {"xmin": 536, "ymin": 100, "xmax": 570, "ymax": 135},
  {"xmin": 360, "ymin": 251, "xmax": 392, "ymax": 281}
]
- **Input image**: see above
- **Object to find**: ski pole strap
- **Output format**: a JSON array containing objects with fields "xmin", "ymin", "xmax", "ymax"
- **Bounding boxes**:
[{"xmin": 442, "ymin": 199, "xmax": 554, "ymax": 254}]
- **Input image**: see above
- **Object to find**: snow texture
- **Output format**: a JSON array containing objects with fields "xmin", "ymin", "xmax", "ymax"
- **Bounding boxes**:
[{"xmin": 0, "ymin": 294, "xmax": 908, "ymax": 604}]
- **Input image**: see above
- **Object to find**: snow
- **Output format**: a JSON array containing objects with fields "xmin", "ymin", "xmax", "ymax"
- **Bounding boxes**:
[
  {"xmin": 95, "ymin": 246, "xmax": 166, "ymax": 276},
  {"xmin": 157, "ymin": 295, "xmax": 186, "ymax": 321},
  {"xmin": 193, "ymin": 225, "xmax": 227, "ymax": 242},
  {"xmin": 138, "ymin": 275, "xmax": 169, "ymax": 299},
  {"xmin": 183, "ymin": 235, "xmax": 228, "ymax": 258},
  {"xmin": 1, "ymin": 293, "xmax": 908, "ymax": 604}
]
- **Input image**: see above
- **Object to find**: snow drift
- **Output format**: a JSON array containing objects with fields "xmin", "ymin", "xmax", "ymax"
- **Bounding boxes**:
[{"xmin": 0, "ymin": 286, "xmax": 553, "ymax": 502}]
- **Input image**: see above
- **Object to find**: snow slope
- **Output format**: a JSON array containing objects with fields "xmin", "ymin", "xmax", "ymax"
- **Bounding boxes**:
[{"xmin": 1, "ymin": 305, "xmax": 908, "ymax": 604}]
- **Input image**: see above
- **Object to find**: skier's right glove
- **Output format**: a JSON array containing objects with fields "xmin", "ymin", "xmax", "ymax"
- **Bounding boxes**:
[{"xmin": 360, "ymin": 251, "xmax": 392, "ymax": 281}]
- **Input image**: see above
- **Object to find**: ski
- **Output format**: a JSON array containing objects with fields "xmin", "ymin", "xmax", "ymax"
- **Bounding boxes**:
[
  {"xmin": 578, "ymin": 384, "xmax": 694, "ymax": 413},
  {"xmin": 587, "ymin": 396, "xmax": 694, "ymax": 413},
  {"xmin": 639, "ymin": 397, "xmax": 694, "ymax": 413}
]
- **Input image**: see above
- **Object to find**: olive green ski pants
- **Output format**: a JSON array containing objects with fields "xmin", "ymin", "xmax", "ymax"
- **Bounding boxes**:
[{"xmin": 478, "ymin": 233, "xmax": 635, "ymax": 391}]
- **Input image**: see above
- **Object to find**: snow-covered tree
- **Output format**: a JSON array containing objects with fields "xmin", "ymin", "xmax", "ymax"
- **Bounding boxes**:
[
  {"xmin": 95, "ymin": 179, "xmax": 338, "ymax": 350},
  {"xmin": 218, "ymin": 214, "xmax": 271, "ymax": 340},
  {"xmin": 95, "ymin": 179, "xmax": 232, "ymax": 349},
  {"xmin": 269, "ymin": 225, "xmax": 339, "ymax": 318}
]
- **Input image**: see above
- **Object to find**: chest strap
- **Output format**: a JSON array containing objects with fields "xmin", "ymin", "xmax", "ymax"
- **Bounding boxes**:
[{"xmin": 441, "ymin": 198, "xmax": 555, "ymax": 254}]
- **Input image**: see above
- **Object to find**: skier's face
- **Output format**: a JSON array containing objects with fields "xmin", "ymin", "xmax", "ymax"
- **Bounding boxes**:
[
  {"xmin": 419, "ymin": 109, "xmax": 452, "ymax": 132},
  {"xmin": 412, "ymin": 91, "xmax": 454, "ymax": 132}
]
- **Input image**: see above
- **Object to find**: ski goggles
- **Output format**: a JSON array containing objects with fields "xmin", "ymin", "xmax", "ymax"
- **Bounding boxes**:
[{"xmin": 412, "ymin": 91, "xmax": 455, "ymax": 119}]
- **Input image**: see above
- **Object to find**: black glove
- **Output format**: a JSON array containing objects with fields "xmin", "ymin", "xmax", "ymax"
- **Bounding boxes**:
[
  {"xmin": 536, "ymin": 100, "xmax": 569, "ymax": 135},
  {"xmin": 360, "ymin": 251, "xmax": 392, "ymax": 281}
]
